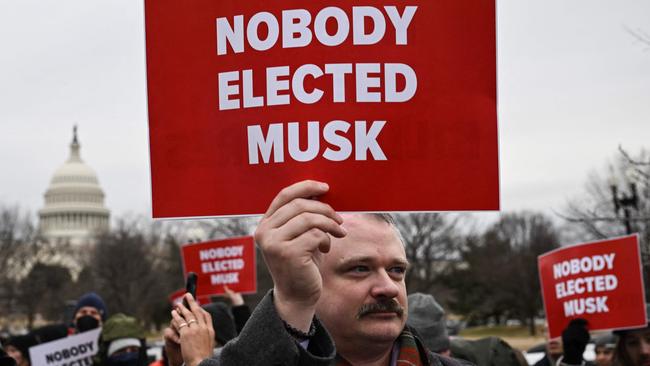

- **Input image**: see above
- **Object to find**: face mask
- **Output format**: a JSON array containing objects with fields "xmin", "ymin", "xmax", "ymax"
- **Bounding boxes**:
[
  {"xmin": 75, "ymin": 315, "xmax": 99, "ymax": 332},
  {"xmin": 107, "ymin": 351, "xmax": 140, "ymax": 366}
]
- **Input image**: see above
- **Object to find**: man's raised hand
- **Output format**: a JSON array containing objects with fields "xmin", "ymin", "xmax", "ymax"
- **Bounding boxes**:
[{"xmin": 254, "ymin": 180, "xmax": 346, "ymax": 332}]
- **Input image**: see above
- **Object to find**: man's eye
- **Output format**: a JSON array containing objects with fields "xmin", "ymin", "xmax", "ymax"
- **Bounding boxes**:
[
  {"xmin": 350, "ymin": 266, "xmax": 369, "ymax": 273},
  {"xmin": 390, "ymin": 267, "xmax": 406, "ymax": 274}
]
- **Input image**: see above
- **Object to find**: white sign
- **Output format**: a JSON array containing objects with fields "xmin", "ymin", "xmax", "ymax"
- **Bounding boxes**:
[{"xmin": 29, "ymin": 328, "xmax": 101, "ymax": 366}]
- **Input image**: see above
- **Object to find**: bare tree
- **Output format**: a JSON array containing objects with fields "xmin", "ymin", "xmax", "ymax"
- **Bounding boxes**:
[
  {"xmin": 18, "ymin": 262, "xmax": 73, "ymax": 328},
  {"xmin": 393, "ymin": 213, "xmax": 460, "ymax": 296},
  {"xmin": 624, "ymin": 25, "xmax": 650, "ymax": 50},
  {"xmin": 447, "ymin": 212, "xmax": 560, "ymax": 335},
  {"xmin": 562, "ymin": 147, "xmax": 650, "ymax": 295}
]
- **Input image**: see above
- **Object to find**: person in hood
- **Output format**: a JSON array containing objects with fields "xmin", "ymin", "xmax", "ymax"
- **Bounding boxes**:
[
  {"xmin": 72, "ymin": 292, "xmax": 108, "ymax": 333},
  {"xmin": 101, "ymin": 313, "xmax": 148, "ymax": 366},
  {"xmin": 406, "ymin": 292, "xmax": 451, "ymax": 356}
]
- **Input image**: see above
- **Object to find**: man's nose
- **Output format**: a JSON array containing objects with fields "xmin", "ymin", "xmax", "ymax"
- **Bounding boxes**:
[{"xmin": 370, "ymin": 269, "xmax": 400, "ymax": 298}]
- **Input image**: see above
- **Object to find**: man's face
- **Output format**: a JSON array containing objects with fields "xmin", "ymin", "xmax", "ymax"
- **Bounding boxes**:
[
  {"xmin": 623, "ymin": 328, "xmax": 650, "ymax": 366},
  {"xmin": 315, "ymin": 214, "xmax": 408, "ymax": 345},
  {"xmin": 595, "ymin": 346, "xmax": 614, "ymax": 366},
  {"xmin": 74, "ymin": 306, "xmax": 102, "ymax": 325}
]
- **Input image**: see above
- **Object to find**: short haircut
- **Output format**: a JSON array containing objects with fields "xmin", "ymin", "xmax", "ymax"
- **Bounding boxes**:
[{"xmin": 367, "ymin": 213, "xmax": 406, "ymax": 246}]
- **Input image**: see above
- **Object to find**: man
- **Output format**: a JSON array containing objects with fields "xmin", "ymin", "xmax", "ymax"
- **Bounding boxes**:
[
  {"xmin": 164, "ymin": 180, "xmax": 469, "ymax": 366},
  {"xmin": 593, "ymin": 333, "xmax": 616, "ymax": 366},
  {"xmin": 72, "ymin": 292, "xmax": 108, "ymax": 333}
]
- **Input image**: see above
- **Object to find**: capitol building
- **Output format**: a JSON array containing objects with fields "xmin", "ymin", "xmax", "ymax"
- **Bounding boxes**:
[{"xmin": 38, "ymin": 127, "xmax": 110, "ymax": 244}]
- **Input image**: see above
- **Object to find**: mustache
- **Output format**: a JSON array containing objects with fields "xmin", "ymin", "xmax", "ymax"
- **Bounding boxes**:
[{"xmin": 356, "ymin": 299, "xmax": 404, "ymax": 319}]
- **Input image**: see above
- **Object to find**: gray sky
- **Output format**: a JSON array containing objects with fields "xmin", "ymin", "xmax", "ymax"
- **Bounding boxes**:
[{"xmin": 1, "ymin": 1, "xmax": 649, "ymax": 222}]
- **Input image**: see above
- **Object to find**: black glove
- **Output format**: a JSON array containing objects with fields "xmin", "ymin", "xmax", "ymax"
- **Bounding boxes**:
[{"xmin": 562, "ymin": 318, "xmax": 590, "ymax": 364}]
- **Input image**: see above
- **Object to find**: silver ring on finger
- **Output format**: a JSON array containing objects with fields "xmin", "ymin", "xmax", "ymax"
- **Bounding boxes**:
[
  {"xmin": 187, "ymin": 319, "xmax": 198, "ymax": 326},
  {"xmin": 178, "ymin": 322, "xmax": 188, "ymax": 330}
]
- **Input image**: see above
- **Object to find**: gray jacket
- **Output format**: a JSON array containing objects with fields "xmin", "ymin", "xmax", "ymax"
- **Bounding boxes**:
[{"xmin": 199, "ymin": 291, "xmax": 472, "ymax": 366}]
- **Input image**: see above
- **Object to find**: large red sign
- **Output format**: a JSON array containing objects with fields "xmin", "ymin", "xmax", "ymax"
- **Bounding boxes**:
[
  {"xmin": 538, "ymin": 235, "xmax": 646, "ymax": 339},
  {"xmin": 181, "ymin": 237, "xmax": 257, "ymax": 298},
  {"xmin": 145, "ymin": 0, "xmax": 498, "ymax": 218}
]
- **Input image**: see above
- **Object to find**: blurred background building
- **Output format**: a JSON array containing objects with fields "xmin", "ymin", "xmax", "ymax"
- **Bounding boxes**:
[{"xmin": 38, "ymin": 127, "xmax": 110, "ymax": 245}]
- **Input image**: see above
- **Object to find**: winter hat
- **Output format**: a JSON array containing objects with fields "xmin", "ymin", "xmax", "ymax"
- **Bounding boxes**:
[
  {"xmin": 32, "ymin": 324, "xmax": 68, "ymax": 344},
  {"xmin": 74, "ymin": 292, "xmax": 108, "ymax": 321},
  {"xmin": 594, "ymin": 333, "xmax": 618, "ymax": 350},
  {"xmin": 101, "ymin": 314, "xmax": 145, "ymax": 343},
  {"xmin": 407, "ymin": 292, "xmax": 450, "ymax": 352},
  {"xmin": 107, "ymin": 338, "xmax": 141, "ymax": 357},
  {"xmin": 202, "ymin": 302, "xmax": 237, "ymax": 346}
]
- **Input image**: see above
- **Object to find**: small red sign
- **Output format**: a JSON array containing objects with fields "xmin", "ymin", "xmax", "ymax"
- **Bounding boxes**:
[
  {"xmin": 181, "ymin": 237, "xmax": 257, "ymax": 298},
  {"xmin": 538, "ymin": 234, "xmax": 646, "ymax": 339},
  {"xmin": 145, "ymin": 0, "xmax": 499, "ymax": 218}
]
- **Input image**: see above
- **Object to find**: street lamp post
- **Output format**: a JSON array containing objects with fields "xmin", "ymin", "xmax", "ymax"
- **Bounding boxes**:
[{"xmin": 611, "ymin": 181, "xmax": 639, "ymax": 234}]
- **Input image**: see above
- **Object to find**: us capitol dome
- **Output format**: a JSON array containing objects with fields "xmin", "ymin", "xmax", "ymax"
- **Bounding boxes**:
[{"xmin": 38, "ymin": 127, "xmax": 110, "ymax": 244}]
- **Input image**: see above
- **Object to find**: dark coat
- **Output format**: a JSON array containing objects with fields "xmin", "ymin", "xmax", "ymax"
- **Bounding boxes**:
[{"xmin": 199, "ymin": 290, "xmax": 473, "ymax": 366}]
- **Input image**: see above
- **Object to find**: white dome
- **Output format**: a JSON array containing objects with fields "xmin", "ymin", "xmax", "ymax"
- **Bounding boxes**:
[{"xmin": 38, "ymin": 127, "xmax": 110, "ymax": 244}]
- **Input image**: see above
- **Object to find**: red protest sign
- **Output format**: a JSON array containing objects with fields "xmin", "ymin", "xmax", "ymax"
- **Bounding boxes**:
[
  {"xmin": 145, "ymin": 0, "xmax": 499, "ymax": 218},
  {"xmin": 181, "ymin": 237, "xmax": 257, "ymax": 298},
  {"xmin": 538, "ymin": 234, "xmax": 646, "ymax": 339}
]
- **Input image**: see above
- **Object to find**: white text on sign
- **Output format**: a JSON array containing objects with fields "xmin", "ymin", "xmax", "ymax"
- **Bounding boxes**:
[
  {"xmin": 553, "ymin": 253, "xmax": 618, "ymax": 317},
  {"xmin": 215, "ymin": 6, "xmax": 419, "ymax": 165},
  {"xmin": 199, "ymin": 245, "xmax": 245, "ymax": 287}
]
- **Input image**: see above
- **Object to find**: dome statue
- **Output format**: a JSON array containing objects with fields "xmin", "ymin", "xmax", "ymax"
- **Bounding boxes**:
[{"xmin": 38, "ymin": 126, "xmax": 110, "ymax": 244}]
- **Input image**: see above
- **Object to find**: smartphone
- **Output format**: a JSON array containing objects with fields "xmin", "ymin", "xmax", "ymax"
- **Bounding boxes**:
[{"xmin": 183, "ymin": 272, "xmax": 198, "ymax": 307}]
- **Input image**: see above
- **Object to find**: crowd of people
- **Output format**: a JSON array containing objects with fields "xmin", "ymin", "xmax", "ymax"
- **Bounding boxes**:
[
  {"xmin": 0, "ymin": 286, "xmax": 249, "ymax": 366},
  {"xmin": 2, "ymin": 181, "xmax": 649, "ymax": 366}
]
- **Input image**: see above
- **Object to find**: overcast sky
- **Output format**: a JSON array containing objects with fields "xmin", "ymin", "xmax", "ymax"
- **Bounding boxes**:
[{"xmin": 1, "ymin": 1, "xmax": 648, "ymax": 223}]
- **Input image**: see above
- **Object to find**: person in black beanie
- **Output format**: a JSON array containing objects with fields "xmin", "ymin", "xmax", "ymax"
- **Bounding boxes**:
[{"xmin": 72, "ymin": 292, "xmax": 108, "ymax": 333}]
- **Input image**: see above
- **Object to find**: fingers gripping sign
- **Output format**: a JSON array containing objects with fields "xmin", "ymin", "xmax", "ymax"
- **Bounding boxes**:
[{"xmin": 254, "ymin": 180, "xmax": 346, "ymax": 333}]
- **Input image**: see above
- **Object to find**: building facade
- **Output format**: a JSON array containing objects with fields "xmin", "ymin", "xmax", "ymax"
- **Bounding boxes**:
[{"xmin": 38, "ymin": 127, "xmax": 110, "ymax": 244}]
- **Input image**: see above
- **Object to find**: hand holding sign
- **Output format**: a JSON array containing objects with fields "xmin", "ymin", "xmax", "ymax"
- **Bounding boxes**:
[
  {"xmin": 561, "ymin": 318, "xmax": 590, "ymax": 365},
  {"xmin": 254, "ymin": 180, "xmax": 346, "ymax": 332}
]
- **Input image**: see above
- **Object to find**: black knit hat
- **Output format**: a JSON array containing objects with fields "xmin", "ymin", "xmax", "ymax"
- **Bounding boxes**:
[
  {"xmin": 202, "ymin": 303, "xmax": 237, "ymax": 346},
  {"xmin": 74, "ymin": 292, "xmax": 108, "ymax": 321}
]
